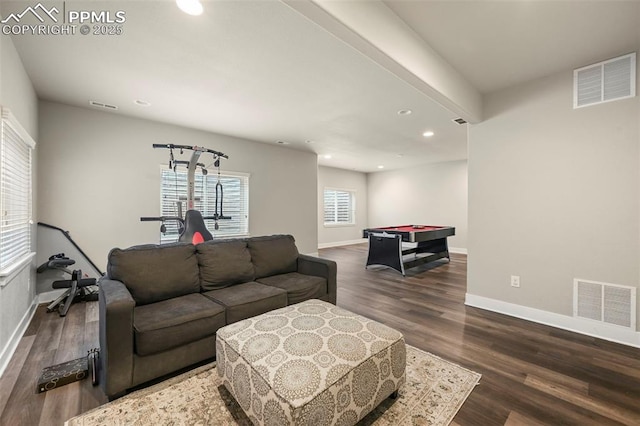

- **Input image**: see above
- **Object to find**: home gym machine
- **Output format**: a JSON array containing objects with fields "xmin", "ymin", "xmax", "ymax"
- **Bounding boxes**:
[
  {"xmin": 36, "ymin": 253, "xmax": 98, "ymax": 317},
  {"xmin": 141, "ymin": 144, "xmax": 231, "ymax": 244}
]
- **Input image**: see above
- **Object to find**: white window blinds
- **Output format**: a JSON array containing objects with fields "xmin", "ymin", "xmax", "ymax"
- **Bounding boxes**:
[
  {"xmin": 160, "ymin": 168, "xmax": 249, "ymax": 243},
  {"xmin": 324, "ymin": 188, "xmax": 355, "ymax": 225},
  {"xmin": 0, "ymin": 108, "xmax": 35, "ymax": 271}
]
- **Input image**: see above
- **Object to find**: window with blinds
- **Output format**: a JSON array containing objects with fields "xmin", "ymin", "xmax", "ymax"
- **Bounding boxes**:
[
  {"xmin": 324, "ymin": 188, "xmax": 355, "ymax": 225},
  {"xmin": 160, "ymin": 168, "xmax": 249, "ymax": 243},
  {"xmin": 0, "ymin": 108, "xmax": 35, "ymax": 272}
]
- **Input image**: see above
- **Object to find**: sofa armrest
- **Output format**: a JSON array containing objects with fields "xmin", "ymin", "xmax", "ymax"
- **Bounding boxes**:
[
  {"xmin": 297, "ymin": 254, "xmax": 337, "ymax": 304},
  {"xmin": 99, "ymin": 277, "xmax": 136, "ymax": 399}
]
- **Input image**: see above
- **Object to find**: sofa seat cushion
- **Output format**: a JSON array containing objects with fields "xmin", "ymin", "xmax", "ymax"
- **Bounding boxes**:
[
  {"xmin": 247, "ymin": 235, "xmax": 299, "ymax": 279},
  {"xmin": 133, "ymin": 293, "xmax": 226, "ymax": 356},
  {"xmin": 108, "ymin": 242, "xmax": 200, "ymax": 305},
  {"xmin": 197, "ymin": 239, "xmax": 254, "ymax": 290},
  {"xmin": 203, "ymin": 282, "xmax": 287, "ymax": 324},
  {"xmin": 256, "ymin": 272, "xmax": 327, "ymax": 304}
]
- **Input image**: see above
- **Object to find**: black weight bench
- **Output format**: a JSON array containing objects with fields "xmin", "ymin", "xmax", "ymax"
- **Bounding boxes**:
[{"xmin": 37, "ymin": 254, "xmax": 98, "ymax": 317}]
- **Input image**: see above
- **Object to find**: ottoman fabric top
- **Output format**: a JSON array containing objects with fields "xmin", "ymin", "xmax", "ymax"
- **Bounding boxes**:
[{"xmin": 216, "ymin": 299, "xmax": 405, "ymax": 408}]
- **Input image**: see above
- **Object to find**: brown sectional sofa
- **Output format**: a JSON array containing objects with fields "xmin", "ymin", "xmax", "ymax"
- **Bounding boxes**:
[{"xmin": 98, "ymin": 234, "xmax": 336, "ymax": 399}]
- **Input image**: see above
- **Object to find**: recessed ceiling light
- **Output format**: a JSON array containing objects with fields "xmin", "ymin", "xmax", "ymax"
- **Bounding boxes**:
[
  {"xmin": 134, "ymin": 99, "xmax": 151, "ymax": 107},
  {"xmin": 423, "ymin": 131, "xmax": 435, "ymax": 137},
  {"xmin": 176, "ymin": 0, "xmax": 203, "ymax": 15},
  {"xmin": 397, "ymin": 109, "xmax": 412, "ymax": 115},
  {"xmin": 323, "ymin": 154, "xmax": 332, "ymax": 159},
  {"xmin": 377, "ymin": 165, "xmax": 384, "ymax": 169},
  {"xmin": 276, "ymin": 140, "xmax": 290, "ymax": 145}
]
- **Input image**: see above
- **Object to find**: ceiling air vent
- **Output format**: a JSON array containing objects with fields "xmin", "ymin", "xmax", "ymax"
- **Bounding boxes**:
[
  {"xmin": 574, "ymin": 278, "xmax": 636, "ymax": 330},
  {"xmin": 574, "ymin": 52, "xmax": 636, "ymax": 109},
  {"xmin": 452, "ymin": 118, "xmax": 467, "ymax": 125},
  {"xmin": 89, "ymin": 100, "xmax": 119, "ymax": 111}
]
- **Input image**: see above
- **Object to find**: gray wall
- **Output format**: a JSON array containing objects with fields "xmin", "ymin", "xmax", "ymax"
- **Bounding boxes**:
[
  {"xmin": 1, "ymin": 35, "xmax": 38, "ymax": 136},
  {"xmin": 468, "ymin": 64, "xmax": 640, "ymax": 330},
  {"xmin": 317, "ymin": 166, "xmax": 368, "ymax": 246},
  {"xmin": 37, "ymin": 101, "xmax": 318, "ymax": 271},
  {"xmin": 367, "ymin": 160, "xmax": 468, "ymax": 251},
  {"xmin": 0, "ymin": 32, "xmax": 38, "ymax": 374}
]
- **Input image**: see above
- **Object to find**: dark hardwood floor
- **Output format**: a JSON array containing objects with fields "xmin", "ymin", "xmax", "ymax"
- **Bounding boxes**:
[
  {"xmin": 326, "ymin": 245, "xmax": 640, "ymax": 426},
  {"xmin": 1, "ymin": 243, "xmax": 639, "ymax": 425},
  {"xmin": 0, "ymin": 299, "xmax": 106, "ymax": 426}
]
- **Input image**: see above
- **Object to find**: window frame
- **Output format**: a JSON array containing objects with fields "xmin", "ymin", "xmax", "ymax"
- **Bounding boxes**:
[
  {"xmin": 0, "ymin": 107, "xmax": 36, "ymax": 284},
  {"xmin": 323, "ymin": 187, "xmax": 356, "ymax": 227}
]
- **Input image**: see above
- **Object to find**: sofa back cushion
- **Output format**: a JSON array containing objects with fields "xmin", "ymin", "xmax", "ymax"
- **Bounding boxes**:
[
  {"xmin": 196, "ymin": 239, "xmax": 254, "ymax": 290},
  {"xmin": 107, "ymin": 243, "xmax": 200, "ymax": 305},
  {"xmin": 248, "ymin": 235, "xmax": 299, "ymax": 279}
]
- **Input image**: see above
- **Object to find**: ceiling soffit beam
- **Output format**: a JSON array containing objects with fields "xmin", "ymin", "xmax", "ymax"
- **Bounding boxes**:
[{"xmin": 282, "ymin": 0, "xmax": 482, "ymax": 124}]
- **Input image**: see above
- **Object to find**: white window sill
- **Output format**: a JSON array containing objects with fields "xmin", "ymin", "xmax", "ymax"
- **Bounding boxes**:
[
  {"xmin": 0, "ymin": 252, "xmax": 36, "ymax": 288},
  {"xmin": 323, "ymin": 223, "xmax": 356, "ymax": 228},
  {"xmin": 214, "ymin": 233, "xmax": 250, "ymax": 239}
]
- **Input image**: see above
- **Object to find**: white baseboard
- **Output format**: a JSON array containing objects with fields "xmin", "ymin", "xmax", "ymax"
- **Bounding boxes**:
[
  {"xmin": 465, "ymin": 293, "xmax": 640, "ymax": 349},
  {"xmin": 318, "ymin": 239, "xmax": 367, "ymax": 249},
  {"xmin": 0, "ymin": 296, "xmax": 39, "ymax": 378},
  {"xmin": 449, "ymin": 247, "xmax": 467, "ymax": 255}
]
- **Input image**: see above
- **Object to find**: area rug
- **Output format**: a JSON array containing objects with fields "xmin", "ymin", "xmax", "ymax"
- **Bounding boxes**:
[{"xmin": 65, "ymin": 345, "xmax": 480, "ymax": 426}]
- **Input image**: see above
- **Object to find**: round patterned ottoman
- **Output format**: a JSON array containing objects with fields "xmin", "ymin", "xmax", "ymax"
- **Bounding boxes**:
[{"xmin": 216, "ymin": 299, "xmax": 406, "ymax": 426}]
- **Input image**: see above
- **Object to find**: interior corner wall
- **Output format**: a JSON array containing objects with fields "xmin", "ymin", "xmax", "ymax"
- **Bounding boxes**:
[
  {"xmin": 1, "ymin": 36, "xmax": 38, "ymax": 136},
  {"xmin": 0, "ymin": 32, "xmax": 39, "ymax": 375},
  {"xmin": 468, "ymin": 63, "xmax": 640, "ymax": 332},
  {"xmin": 366, "ymin": 160, "xmax": 468, "ymax": 252},
  {"xmin": 37, "ymin": 101, "xmax": 318, "ymax": 273},
  {"xmin": 317, "ymin": 166, "xmax": 368, "ymax": 247}
]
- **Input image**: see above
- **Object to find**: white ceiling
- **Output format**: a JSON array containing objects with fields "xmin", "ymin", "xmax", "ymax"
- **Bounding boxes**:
[
  {"xmin": 383, "ymin": 0, "xmax": 640, "ymax": 94},
  {"xmin": 3, "ymin": 0, "xmax": 639, "ymax": 172}
]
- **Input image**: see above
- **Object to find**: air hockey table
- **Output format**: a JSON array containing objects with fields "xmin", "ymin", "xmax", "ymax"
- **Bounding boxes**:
[{"xmin": 362, "ymin": 225, "xmax": 456, "ymax": 276}]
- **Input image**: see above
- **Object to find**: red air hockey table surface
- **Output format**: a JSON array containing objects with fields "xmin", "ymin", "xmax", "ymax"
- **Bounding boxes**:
[{"xmin": 362, "ymin": 225, "xmax": 455, "ymax": 275}]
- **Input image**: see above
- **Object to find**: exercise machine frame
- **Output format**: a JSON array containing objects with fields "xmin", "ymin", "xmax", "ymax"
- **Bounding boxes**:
[
  {"xmin": 153, "ymin": 143, "xmax": 228, "ymax": 210},
  {"xmin": 37, "ymin": 253, "xmax": 97, "ymax": 317},
  {"xmin": 141, "ymin": 144, "xmax": 231, "ymax": 243}
]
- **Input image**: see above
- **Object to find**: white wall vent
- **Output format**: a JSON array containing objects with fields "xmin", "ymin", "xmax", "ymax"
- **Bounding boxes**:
[
  {"xmin": 89, "ymin": 100, "xmax": 118, "ymax": 111},
  {"xmin": 574, "ymin": 52, "xmax": 636, "ymax": 109},
  {"xmin": 573, "ymin": 279, "xmax": 636, "ymax": 330}
]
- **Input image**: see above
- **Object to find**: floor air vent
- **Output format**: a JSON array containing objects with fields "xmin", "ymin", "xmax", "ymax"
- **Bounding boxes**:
[
  {"xmin": 574, "ymin": 279, "xmax": 636, "ymax": 330},
  {"xmin": 574, "ymin": 52, "xmax": 636, "ymax": 109}
]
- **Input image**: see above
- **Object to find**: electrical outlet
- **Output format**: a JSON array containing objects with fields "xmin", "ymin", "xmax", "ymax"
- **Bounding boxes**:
[{"xmin": 511, "ymin": 275, "xmax": 520, "ymax": 288}]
